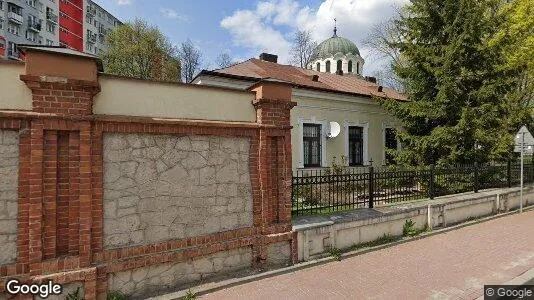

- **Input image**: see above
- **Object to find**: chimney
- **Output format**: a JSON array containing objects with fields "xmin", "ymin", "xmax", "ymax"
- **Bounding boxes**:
[
  {"xmin": 259, "ymin": 53, "xmax": 278, "ymax": 63},
  {"xmin": 365, "ymin": 76, "xmax": 377, "ymax": 84}
]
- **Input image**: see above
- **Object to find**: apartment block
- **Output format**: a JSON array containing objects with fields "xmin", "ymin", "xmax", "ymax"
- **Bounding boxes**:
[
  {"xmin": 83, "ymin": 0, "xmax": 120, "ymax": 55},
  {"xmin": 0, "ymin": 0, "xmax": 120, "ymax": 59}
]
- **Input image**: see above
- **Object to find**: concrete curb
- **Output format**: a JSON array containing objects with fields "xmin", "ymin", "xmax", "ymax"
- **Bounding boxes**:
[
  {"xmin": 150, "ymin": 205, "xmax": 534, "ymax": 300},
  {"xmin": 503, "ymin": 268, "xmax": 534, "ymax": 286}
]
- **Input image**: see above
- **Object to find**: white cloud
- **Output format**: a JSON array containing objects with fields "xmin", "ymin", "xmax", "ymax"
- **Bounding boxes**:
[
  {"xmin": 160, "ymin": 8, "xmax": 190, "ymax": 22},
  {"xmin": 116, "ymin": 0, "xmax": 131, "ymax": 5},
  {"xmin": 221, "ymin": 0, "xmax": 408, "ymax": 74},
  {"xmin": 221, "ymin": 9, "xmax": 291, "ymax": 63}
]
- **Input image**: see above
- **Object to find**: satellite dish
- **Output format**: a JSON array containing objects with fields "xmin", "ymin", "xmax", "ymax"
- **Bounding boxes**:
[{"xmin": 327, "ymin": 121, "xmax": 341, "ymax": 138}]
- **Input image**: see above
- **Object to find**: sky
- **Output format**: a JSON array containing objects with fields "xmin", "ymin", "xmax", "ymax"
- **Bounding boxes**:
[{"xmin": 93, "ymin": 0, "xmax": 408, "ymax": 75}]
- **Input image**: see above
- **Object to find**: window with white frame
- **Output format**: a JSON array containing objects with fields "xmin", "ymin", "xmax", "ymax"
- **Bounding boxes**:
[
  {"xmin": 46, "ymin": 39, "xmax": 54, "ymax": 46},
  {"xmin": 7, "ymin": 23, "xmax": 20, "ymax": 35},
  {"xmin": 26, "ymin": 30, "xmax": 37, "ymax": 42},
  {"xmin": 7, "ymin": 41, "xmax": 16, "ymax": 56},
  {"xmin": 26, "ymin": 0, "xmax": 36, "ymax": 7},
  {"xmin": 345, "ymin": 121, "xmax": 369, "ymax": 166},
  {"xmin": 303, "ymin": 124, "xmax": 322, "ymax": 168},
  {"xmin": 46, "ymin": 22, "xmax": 55, "ymax": 33},
  {"xmin": 348, "ymin": 126, "xmax": 364, "ymax": 166},
  {"xmin": 384, "ymin": 127, "xmax": 398, "ymax": 165}
]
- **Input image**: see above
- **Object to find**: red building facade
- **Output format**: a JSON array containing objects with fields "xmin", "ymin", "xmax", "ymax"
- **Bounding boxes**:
[{"xmin": 59, "ymin": 0, "xmax": 84, "ymax": 51}]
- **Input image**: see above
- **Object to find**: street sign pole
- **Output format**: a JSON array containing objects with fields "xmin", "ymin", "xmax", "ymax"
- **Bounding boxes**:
[
  {"xmin": 514, "ymin": 125, "xmax": 534, "ymax": 214},
  {"xmin": 519, "ymin": 132, "xmax": 525, "ymax": 213}
]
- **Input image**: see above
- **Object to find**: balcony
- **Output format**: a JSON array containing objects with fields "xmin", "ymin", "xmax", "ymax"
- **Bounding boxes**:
[
  {"xmin": 86, "ymin": 32, "xmax": 97, "ymax": 44},
  {"xmin": 46, "ymin": 10, "xmax": 58, "ymax": 24},
  {"xmin": 8, "ymin": 12, "xmax": 24, "ymax": 25},
  {"xmin": 28, "ymin": 20, "xmax": 42, "ymax": 32},
  {"xmin": 86, "ymin": 6, "xmax": 96, "ymax": 16}
]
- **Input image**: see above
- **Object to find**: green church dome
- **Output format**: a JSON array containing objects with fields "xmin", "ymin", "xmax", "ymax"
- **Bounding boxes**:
[{"xmin": 311, "ymin": 33, "xmax": 360, "ymax": 60}]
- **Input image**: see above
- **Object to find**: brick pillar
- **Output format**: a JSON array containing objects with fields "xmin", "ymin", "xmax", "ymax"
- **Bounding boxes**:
[
  {"xmin": 19, "ymin": 47, "xmax": 100, "ymax": 276},
  {"xmin": 249, "ymin": 79, "xmax": 296, "ymax": 266}
]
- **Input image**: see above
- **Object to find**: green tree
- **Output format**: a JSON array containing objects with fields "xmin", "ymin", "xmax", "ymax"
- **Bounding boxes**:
[
  {"xmin": 101, "ymin": 19, "xmax": 181, "ymax": 82},
  {"xmin": 490, "ymin": 0, "xmax": 534, "ymax": 116},
  {"xmin": 491, "ymin": 0, "xmax": 534, "ymax": 74},
  {"xmin": 379, "ymin": 0, "xmax": 531, "ymax": 166}
]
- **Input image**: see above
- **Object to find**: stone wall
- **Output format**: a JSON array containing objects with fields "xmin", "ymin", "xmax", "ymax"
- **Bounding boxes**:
[
  {"xmin": 103, "ymin": 133, "xmax": 253, "ymax": 249},
  {"xmin": 0, "ymin": 130, "xmax": 18, "ymax": 265},
  {"xmin": 108, "ymin": 247, "xmax": 252, "ymax": 298}
]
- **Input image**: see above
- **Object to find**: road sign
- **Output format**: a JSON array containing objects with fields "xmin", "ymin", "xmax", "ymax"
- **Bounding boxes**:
[
  {"xmin": 515, "ymin": 125, "xmax": 533, "ymax": 213},
  {"xmin": 515, "ymin": 126, "xmax": 534, "ymax": 146},
  {"xmin": 514, "ymin": 145, "xmax": 533, "ymax": 154}
]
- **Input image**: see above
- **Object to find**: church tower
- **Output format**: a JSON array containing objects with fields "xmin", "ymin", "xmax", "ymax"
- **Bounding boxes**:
[{"xmin": 308, "ymin": 21, "xmax": 365, "ymax": 76}]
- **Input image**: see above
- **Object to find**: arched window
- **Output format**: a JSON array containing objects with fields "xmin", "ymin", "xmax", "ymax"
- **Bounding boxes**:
[
  {"xmin": 356, "ymin": 62, "xmax": 360, "ymax": 74},
  {"xmin": 337, "ymin": 60, "xmax": 342, "ymax": 72},
  {"xmin": 326, "ymin": 60, "xmax": 331, "ymax": 72},
  {"xmin": 348, "ymin": 61, "xmax": 353, "ymax": 73},
  {"xmin": 316, "ymin": 62, "xmax": 321, "ymax": 72}
]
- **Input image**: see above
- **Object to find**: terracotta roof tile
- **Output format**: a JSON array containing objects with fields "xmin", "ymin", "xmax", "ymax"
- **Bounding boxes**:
[{"xmin": 209, "ymin": 58, "xmax": 407, "ymax": 101}]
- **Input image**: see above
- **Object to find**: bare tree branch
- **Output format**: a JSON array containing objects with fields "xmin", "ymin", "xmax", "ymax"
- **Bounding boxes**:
[
  {"xmin": 179, "ymin": 39, "xmax": 203, "ymax": 83},
  {"xmin": 289, "ymin": 30, "xmax": 317, "ymax": 68},
  {"xmin": 216, "ymin": 53, "xmax": 234, "ymax": 69}
]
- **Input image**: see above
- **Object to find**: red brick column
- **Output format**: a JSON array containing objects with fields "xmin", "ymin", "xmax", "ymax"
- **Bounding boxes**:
[
  {"xmin": 250, "ymin": 80, "xmax": 297, "ymax": 265},
  {"xmin": 17, "ymin": 48, "xmax": 100, "ymax": 282}
]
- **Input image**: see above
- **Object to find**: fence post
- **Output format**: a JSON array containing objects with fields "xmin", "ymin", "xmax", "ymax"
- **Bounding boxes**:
[
  {"xmin": 507, "ymin": 160, "xmax": 512, "ymax": 188},
  {"xmin": 429, "ymin": 164, "xmax": 435, "ymax": 199},
  {"xmin": 369, "ymin": 166, "xmax": 374, "ymax": 208},
  {"xmin": 474, "ymin": 162, "xmax": 479, "ymax": 193}
]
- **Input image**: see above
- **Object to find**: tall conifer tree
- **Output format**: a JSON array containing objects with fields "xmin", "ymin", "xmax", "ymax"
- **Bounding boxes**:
[{"xmin": 380, "ymin": 0, "xmax": 532, "ymax": 166}]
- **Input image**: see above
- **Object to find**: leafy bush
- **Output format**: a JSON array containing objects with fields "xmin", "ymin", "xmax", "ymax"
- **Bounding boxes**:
[
  {"xmin": 293, "ymin": 185, "xmax": 322, "ymax": 206},
  {"xmin": 403, "ymin": 219, "xmax": 418, "ymax": 237},
  {"xmin": 184, "ymin": 290, "xmax": 196, "ymax": 300},
  {"xmin": 66, "ymin": 287, "xmax": 82, "ymax": 300},
  {"xmin": 329, "ymin": 247, "xmax": 342, "ymax": 261},
  {"xmin": 107, "ymin": 291, "xmax": 126, "ymax": 300}
]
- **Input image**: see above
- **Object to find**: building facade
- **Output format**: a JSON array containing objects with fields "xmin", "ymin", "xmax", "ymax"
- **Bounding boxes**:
[
  {"xmin": 82, "ymin": 0, "xmax": 121, "ymax": 55},
  {"xmin": 193, "ymin": 53, "xmax": 404, "ymax": 170},
  {"xmin": 0, "ymin": 0, "xmax": 120, "ymax": 59}
]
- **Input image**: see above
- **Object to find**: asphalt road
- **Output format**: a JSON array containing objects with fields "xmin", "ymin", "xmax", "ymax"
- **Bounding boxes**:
[{"xmin": 202, "ymin": 210, "xmax": 534, "ymax": 300}]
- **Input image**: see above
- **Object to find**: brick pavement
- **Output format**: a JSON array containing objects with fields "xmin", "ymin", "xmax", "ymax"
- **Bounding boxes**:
[{"xmin": 202, "ymin": 210, "xmax": 534, "ymax": 300}]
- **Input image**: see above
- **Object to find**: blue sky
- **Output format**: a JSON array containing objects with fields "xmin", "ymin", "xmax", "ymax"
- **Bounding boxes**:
[{"xmin": 93, "ymin": 0, "xmax": 407, "ymax": 74}]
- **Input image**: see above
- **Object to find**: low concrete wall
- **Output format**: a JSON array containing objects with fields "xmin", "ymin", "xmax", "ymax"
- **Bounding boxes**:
[{"xmin": 295, "ymin": 187, "xmax": 534, "ymax": 261}]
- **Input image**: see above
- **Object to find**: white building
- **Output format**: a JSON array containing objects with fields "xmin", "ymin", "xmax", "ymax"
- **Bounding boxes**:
[{"xmin": 193, "ymin": 31, "xmax": 404, "ymax": 170}]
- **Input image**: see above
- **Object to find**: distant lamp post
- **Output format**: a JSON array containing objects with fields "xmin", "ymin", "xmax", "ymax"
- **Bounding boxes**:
[{"xmin": 514, "ymin": 126, "xmax": 534, "ymax": 213}]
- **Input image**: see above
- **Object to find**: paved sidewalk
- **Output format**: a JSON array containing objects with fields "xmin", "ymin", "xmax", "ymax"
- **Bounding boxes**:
[{"xmin": 202, "ymin": 210, "xmax": 534, "ymax": 300}]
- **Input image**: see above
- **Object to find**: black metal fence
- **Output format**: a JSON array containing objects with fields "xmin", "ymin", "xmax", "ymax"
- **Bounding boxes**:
[{"xmin": 292, "ymin": 162, "xmax": 534, "ymax": 216}]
